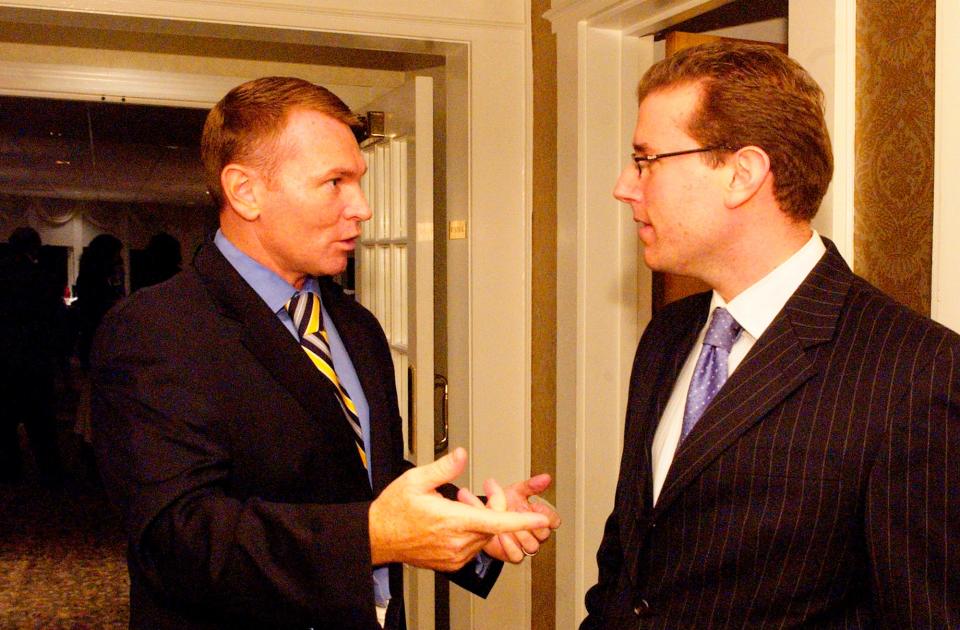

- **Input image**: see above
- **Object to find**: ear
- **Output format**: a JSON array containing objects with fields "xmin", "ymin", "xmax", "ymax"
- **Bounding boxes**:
[
  {"xmin": 220, "ymin": 164, "xmax": 262, "ymax": 221},
  {"xmin": 723, "ymin": 146, "xmax": 771, "ymax": 209}
]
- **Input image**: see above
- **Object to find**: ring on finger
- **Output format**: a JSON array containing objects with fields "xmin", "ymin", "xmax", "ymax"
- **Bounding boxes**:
[{"xmin": 521, "ymin": 547, "xmax": 539, "ymax": 557}]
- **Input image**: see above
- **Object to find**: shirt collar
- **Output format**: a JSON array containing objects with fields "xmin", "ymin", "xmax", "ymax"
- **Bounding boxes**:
[
  {"xmin": 710, "ymin": 230, "xmax": 826, "ymax": 341},
  {"xmin": 214, "ymin": 229, "xmax": 319, "ymax": 313}
]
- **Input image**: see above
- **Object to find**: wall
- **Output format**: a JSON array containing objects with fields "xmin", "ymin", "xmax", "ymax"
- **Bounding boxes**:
[{"xmin": 854, "ymin": 1, "xmax": 936, "ymax": 315}]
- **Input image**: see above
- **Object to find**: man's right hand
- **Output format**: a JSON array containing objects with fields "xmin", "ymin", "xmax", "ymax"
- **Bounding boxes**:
[{"xmin": 368, "ymin": 447, "xmax": 550, "ymax": 572}]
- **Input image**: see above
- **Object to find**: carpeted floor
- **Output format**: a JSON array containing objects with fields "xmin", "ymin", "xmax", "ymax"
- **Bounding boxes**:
[{"xmin": 0, "ymin": 373, "xmax": 129, "ymax": 629}]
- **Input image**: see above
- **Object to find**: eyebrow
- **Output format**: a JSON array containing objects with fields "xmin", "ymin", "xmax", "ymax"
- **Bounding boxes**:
[
  {"xmin": 632, "ymin": 142, "xmax": 652, "ymax": 154},
  {"xmin": 318, "ymin": 166, "xmax": 365, "ymax": 180}
]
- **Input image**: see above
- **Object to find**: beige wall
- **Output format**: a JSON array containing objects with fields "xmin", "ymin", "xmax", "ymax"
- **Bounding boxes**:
[{"xmin": 854, "ymin": 1, "xmax": 936, "ymax": 315}]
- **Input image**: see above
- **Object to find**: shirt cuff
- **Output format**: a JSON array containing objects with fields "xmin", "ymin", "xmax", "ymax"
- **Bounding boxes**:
[{"xmin": 474, "ymin": 550, "xmax": 494, "ymax": 578}]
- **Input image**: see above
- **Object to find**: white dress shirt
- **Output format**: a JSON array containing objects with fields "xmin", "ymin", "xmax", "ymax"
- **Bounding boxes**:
[{"xmin": 650, "ymin": 231, "xmax": 827, "ymax": 505}]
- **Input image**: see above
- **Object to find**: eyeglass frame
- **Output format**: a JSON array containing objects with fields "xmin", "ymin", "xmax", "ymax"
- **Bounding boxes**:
[{"xmin": 630, "ymin": 145, "xmax": 736, "ymax": 175}]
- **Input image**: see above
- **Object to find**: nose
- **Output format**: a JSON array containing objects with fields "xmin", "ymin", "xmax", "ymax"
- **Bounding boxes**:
[
  {"xmin": 613, "ymin": 164, "xmax": 640, "ymax": 204},
  {"xmin": 346, "ymin": 185, "xmax": 372, "ymax": 222}
]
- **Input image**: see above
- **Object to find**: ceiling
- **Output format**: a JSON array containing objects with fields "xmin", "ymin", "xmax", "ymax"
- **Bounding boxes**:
[{"xmin": 0, "ymin": 95, "xmax": 210, "ymax": 206}]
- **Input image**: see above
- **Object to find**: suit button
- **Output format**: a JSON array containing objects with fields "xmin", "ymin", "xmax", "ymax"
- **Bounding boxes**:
[{"xmin": 633, "ymin": 598, "xmax": 652, "ymax": 617}]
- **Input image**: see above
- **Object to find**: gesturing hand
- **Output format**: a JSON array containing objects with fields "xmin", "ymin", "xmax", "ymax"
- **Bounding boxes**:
[
  {"xmin": 457, "ymin": 474, "xmax": 561, "ymax": 564},
  {"xmin": 368, "ymin": 447, "xmax": 550, "ymax": 572}
]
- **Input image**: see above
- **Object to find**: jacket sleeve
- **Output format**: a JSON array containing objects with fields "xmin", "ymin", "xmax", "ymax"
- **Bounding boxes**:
[
  {"xmin": 864, "ymin": 337, "xmax": 960, "ymax": 628},
  {"xmin": 91, "ymin": 301, "xmax": 380, "ymax": 628}
]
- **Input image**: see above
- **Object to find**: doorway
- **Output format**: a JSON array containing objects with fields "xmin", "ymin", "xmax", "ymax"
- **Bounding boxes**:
[{"xmin": 0, "ymin": 4, "xmax": 535, "ymax": 628}]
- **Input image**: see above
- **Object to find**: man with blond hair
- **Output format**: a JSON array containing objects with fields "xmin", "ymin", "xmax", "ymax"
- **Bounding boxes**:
[{"xmin": 93, "ymin": 76, "xmax": 558, "ymax": 629}]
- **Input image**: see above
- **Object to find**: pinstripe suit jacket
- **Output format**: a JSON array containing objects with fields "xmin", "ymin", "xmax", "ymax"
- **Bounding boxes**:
[{"xmin": 582, "ymin": 242, "xmax": 959, "ymax": 628}]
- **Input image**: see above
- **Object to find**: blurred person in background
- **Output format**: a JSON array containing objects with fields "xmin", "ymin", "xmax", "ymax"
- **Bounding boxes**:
[
  {"xmin": 72, "ymin": 233, "xmax": 124, "ymax": 460},
  {"xmin": 0, "ymin": 227, "xmax": 64, "ymax": 486}
]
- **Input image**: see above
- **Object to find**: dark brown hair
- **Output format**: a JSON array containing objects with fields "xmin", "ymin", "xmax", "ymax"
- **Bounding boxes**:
[
  {"xmin": 201, "ymin": 76, "xmax": 361, "ymax": 208},
  {"xmin": 637, "ymin": 41, "xmax": 833, "ymax": 222}
]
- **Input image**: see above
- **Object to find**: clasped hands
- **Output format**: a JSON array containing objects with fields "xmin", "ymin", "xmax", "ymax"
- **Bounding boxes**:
[{"xmin": 368, "ymin": 447, "xmax": 561, "ymax": 572}]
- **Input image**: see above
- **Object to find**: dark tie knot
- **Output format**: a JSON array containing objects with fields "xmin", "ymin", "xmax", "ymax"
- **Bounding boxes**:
[
  {"xmin": 703, "ymin": 307, "xmax": 742, "ymax": 352},
  {"xmin": 286, "ymin": 291, "xmax": 307, "ymax": 317},
  {"xmin": 286, "ymin": 291, "xmax": 323, "ymax": 338}
]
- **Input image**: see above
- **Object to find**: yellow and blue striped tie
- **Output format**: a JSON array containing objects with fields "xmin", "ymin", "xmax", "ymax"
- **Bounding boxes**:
[{"xmin": 285, "ymin": 291, "xmax": 367, "ymax": 468}]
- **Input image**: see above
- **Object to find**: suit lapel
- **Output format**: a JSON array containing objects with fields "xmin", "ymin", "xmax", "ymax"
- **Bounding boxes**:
[
  {"xmin": 653, "ymin": 242, "xmax": 852, "ymax": 516},
  {"xmin": 619, "ymin": 293, "xmax": 711, "ymax": 582},
  {"xmin": 635, "ymin": 296, "xmax": 710, "ymax": 504},
  {"xmin": 193, "ymin": 244, "xmax": 369, "ymax": 485},
  {"xmin": 647, "ymin": 310, "xmax": 707, "ymax": 455}
]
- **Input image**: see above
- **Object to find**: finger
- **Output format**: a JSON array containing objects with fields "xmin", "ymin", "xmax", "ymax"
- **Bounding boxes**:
[
  {"xmin": 409, "ymin": 447, "xmax": 468, "ymax": 490},
  {"xmin": 497, "ymin": 532, "xmax": 525, "ymax": 564},
  {"xmin": 461, "ymin": 506, "xmax": 550, "ymax": 534},
  {"xmin": 457, "ymin": 487, "xmax": 484, "ymax": 507},
  {"xmin": 484, "ymin": 478, "xmax": 508, "ymax": 512},
  {"xmin": 511, "ymin": 528, "xmax": 541, "ymax": 555},
  {"xmin": 529, "ymin": 500, "xmax": 562, "ymax": 530},
  {"xmin": 510, "ymin": 473, "xmax": 552, "ymax": 499}
]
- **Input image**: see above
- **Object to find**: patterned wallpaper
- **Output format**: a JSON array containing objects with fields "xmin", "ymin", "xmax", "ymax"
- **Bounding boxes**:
[{"xmin": 854, "ymin": 1, "xmax": 936, "ymax": 315}]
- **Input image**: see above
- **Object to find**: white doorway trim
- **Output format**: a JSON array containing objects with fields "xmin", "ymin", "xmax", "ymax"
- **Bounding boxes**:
[
  {"xmin": 932, "ymin": 0, "xmax": 960, "ymax": 331},
  {"xmin": 789, "ymin": 0, "xmax": 856, "ymax": 264},
  {"xmin": 0, "ymin": 3, "xmax": 533, "ymax": 629},
  {"xmin": 546, "ymin": 1, "xmax": 854, "ymax": 626}
]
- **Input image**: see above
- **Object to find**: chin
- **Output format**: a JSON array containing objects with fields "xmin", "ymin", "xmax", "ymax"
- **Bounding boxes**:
[
  {"xmin": 642, "ymin": 249, "xmax": 662, "ymax": 271},
  {"xmin": 315, "ymin": 260, "xmax": 348, "ymax": 278}
]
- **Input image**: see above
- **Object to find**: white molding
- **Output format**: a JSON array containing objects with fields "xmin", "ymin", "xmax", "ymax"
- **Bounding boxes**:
[
  {"xmin": 551, "ymin": 4, "xmax": 649, "ymax": 624},
  {"xmin": 0, "ymin": 0, "xmax": 526, "ymax": 30},
  {"xmin": 547, "ymin": 0, "xmax": 736, "ymax": 35},
  {"xmin": 932, "ymin": 0, "xmax": 960, "ymax": 331},
  {"xmin": 544, "ymin": 0, "xmax": 619, "ymax": 23},
  {"xmin": 831, "ymin": 0, "xmax": 856, "ymax": 263},
  {"xmin": 0, "ymin": 59, "xmax": 324, "ymax": 107},
  {"xmin": 0, "ymin": 59, "xmax": 385, "ymax": 108},
  {"xmin": 789, "ymin": 0, "xmax": 855, "ymax": 264}
]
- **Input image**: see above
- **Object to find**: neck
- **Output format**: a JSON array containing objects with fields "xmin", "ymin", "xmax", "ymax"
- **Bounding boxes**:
[
  {"xmin": 220, "ymin": 219, "xmax": 307, "ymax": 290},
  {"xmin": 707, "ymin": 220, "xmax": 812, "ymax": 302}
]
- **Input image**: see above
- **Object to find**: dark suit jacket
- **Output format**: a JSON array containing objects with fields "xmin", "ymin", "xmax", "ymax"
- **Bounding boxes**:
[
  {"xmin": 92, "ymin": 243, "xmax": 499, "ymax": 630},
  {"xmin": 582, "ymin": 242, "xmax": 959, "ymax": 628}
]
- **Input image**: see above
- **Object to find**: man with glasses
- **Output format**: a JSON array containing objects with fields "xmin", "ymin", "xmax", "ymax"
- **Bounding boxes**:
[{"xmin": 582, "ymin": 41, "xmax": 958, "ymax": 628}]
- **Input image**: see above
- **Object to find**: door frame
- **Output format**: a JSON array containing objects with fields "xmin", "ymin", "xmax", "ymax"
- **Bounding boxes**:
[
  {"xmin": 545, "ymin": 0, "xmax": 856, "ymax": 626},
  {"xmin": 0, "ymin": 3, "xmax": 535, "ymax": 629},
  {"xmin": 932, "ymin": 0, "xmax": 960, "ymax": 331}
]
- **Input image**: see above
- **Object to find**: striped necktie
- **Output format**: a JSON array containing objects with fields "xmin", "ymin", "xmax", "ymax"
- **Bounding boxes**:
[{"xmin": 285, "ymin": 291, "xmax": 367, "ymax": 469}]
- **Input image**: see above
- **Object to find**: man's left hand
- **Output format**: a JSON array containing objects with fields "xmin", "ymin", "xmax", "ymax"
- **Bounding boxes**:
[{"xmin": 457, "ymin": 474, "xmax": 561, "ymax": 564}]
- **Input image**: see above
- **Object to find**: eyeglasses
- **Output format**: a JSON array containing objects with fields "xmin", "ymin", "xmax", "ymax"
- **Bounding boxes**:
[{"xmin": 631, "ymin": 145, "xmax": 731, "ymax": 175}]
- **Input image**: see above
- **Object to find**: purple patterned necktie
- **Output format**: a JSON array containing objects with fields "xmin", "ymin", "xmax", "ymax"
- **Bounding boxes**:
[{"xmin": 681, "ymin": 307, "xmax": 742, "ymax": 442}]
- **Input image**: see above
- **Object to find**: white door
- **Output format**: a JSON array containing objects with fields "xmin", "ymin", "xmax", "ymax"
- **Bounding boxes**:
[{"xmin": 355, "ymin": 74, "xmax": 436, "ymax": 630}]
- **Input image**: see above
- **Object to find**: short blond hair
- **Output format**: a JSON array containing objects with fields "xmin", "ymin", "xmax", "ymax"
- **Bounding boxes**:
[{"xmin": 201, "ymin": 76, "xmax": 361, "ymax": 208}]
